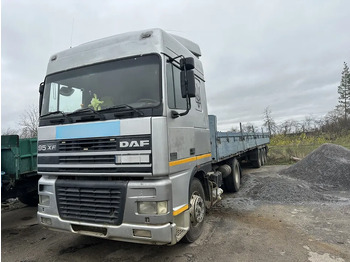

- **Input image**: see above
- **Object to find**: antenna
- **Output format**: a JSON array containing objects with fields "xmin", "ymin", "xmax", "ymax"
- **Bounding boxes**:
[{"xmin": 70, "ymin": 18, "xmax": 75, "ymax": 48}]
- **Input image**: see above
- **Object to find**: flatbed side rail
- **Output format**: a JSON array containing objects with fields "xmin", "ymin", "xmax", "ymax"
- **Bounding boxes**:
[{"xmin": 209, "ymin": 115, "xmax": 270, "ymax": 163}]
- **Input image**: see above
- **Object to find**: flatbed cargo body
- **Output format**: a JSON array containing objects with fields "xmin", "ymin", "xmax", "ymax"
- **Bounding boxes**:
[{"xmin": 209, "ymin": 115, "xmax": 269, "ymax": 163}]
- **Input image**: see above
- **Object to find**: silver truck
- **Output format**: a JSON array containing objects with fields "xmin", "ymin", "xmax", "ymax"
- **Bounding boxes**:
[{"xmin": 37, "ymin": 29, "xmax": 269, "ymax": 245}]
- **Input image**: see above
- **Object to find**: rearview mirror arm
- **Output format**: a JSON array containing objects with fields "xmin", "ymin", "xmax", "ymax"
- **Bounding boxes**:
[
  {"xmin": 171, "ymin": 95, "xmax": 191, "ymax": 118},
  {"xmin": 171, "ymin": 67, "xmax": 191, "ymax": 118}
]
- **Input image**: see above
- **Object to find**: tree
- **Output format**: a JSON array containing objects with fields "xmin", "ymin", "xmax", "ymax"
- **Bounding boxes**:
[
  {"xmin": 301, "ymin": 116, "xmax": 316, "ymax": 133},
  {"xmin": 322, "ymin": 108, "xmax": 343, "ymax": 134},
  {"xmin": 263, "ymin": 106, "xmax": 276, "ymax": 135},
  {"xmin": 241, "ymin": 123, "xmax": 258, "ymax": 133},
  {"xmin": 18, "ymin": 105, "xmax": 39, "ymax": 138},
  {"xmin": 337, "ymin": 62, "xmax": 350, "ymax": 121},
  {"xmin": 1, "ymin": 127, "xmax": 18, "ymax": 135},
  {"xmin": 230, "ymin": 127, "xmax": 239, "ymax": 132},
  {"xmin": 279, "ymin": 120, "xmax": 293, "ymax": 135}
]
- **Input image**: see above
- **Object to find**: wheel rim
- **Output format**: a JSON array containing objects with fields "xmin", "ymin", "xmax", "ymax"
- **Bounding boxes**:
[{"xmin": 189, "ymin": 193, "xmax": 205, "ymax": 225}]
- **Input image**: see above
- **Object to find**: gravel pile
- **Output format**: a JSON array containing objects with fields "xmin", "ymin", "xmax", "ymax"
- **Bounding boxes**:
[
  {"xmin": 217, "ymin": 144, "xmax": 350, "ymax": 210},
  {"xmin": 280, "ymin": 143, "xmax": 350, "ymax": 191},
  {"xmin": 241, "ymin": 176, "xmax": 340, "ymax": 203},
  {"xmin": 227, "ymin": 174, "xmax": 344, "ymax": 207}
]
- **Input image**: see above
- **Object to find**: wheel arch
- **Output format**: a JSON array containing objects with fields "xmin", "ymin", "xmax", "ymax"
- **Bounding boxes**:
[{"xmin": 189, "ymin": 163, "xmax": 211, "ymax": 203}]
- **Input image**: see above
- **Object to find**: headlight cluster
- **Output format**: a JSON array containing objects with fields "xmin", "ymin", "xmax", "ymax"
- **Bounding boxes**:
[
  {"xmin": 39, "ymin": 195, "xmax": 50, "ymax": 206},
  {"xmin": 137, "ymin": 201, "xmax": 168, "ymax": 215}
]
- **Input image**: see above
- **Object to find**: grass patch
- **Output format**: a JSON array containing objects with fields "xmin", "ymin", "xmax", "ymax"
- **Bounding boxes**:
[{"xmin": 267, "ymin": 133, "xmax": 350, "ymax": 165}]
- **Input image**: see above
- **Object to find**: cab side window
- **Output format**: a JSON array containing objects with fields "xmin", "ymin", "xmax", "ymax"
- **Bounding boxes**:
[{"xmin": 166, "ymin": 63, "xmax": 187, "ymax": 110}]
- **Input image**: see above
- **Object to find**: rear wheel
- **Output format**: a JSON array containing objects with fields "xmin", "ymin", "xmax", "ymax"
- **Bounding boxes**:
[
  {"xmin": 182, "ymin": 178, "xmax": 206, "ymax": 243},
  {"xmin": 264, "ymin": 148, "xmax": 267, "ymax": 164},
  {"xmin": 262, "ymin": 148, "xmax": 267, "ymax": 165},
  {"xmin": 252, "ymin": 149, "xmax": 262, "ymax": 168},
  {"xmin": 224, "ymin": 158, "xmax": 241, "ymax": 192},
  {"xmin": 260, "ymin": 149, "xmax": 265, "ymax": 166}
]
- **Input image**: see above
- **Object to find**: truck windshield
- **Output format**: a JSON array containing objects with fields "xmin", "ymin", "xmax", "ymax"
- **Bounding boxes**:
[{"xmin": 41, "ymin": 55, "xmax": 161, "ymax": 117}]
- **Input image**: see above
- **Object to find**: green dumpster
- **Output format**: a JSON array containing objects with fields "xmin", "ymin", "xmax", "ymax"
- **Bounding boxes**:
[{"xmin": 1, "ymin": 135, "xmax": 39, "ymax": 205}]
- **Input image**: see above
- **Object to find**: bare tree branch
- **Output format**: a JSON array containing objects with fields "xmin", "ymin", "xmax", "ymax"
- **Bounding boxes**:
[
  {"xmin": 263, "ymin": 106, "xmax": 277, "ymax": 135},
  {"xmin": 1, "ymin": 127, "xmax": 19, "ymax": 136},
  {"xmin": 18, "ymin": 105, "xmax": 39, "ymax": 138}
]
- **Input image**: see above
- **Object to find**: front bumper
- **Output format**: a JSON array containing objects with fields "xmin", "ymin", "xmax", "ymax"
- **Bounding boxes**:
[
  {"xmin": 37, "ymin": 212, "xmax": 177, "ymax": 245},
  {"xmin": 37, "ymin": 175, "xmax": 181, "ymax": 245}
]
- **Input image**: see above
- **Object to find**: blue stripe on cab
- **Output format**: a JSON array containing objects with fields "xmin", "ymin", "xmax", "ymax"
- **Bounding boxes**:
[{"xmin": 56, "ymin": 121, "xmax": 120, "ymax": 139}]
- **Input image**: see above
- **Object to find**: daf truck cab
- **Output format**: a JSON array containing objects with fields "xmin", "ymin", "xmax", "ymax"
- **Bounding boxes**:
[{"xmin": 37, "ymin": 29, "xmax": 211, "ymax": 244}]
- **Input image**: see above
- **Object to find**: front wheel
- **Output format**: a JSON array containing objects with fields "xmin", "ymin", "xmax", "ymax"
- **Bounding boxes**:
[
  {"xmin": 182, "ymin": 178, "xmax": 206, "ymax": 243},
  {"xmin": 18, "ymin": 190, "xmax": 38, "ymax": 206}
]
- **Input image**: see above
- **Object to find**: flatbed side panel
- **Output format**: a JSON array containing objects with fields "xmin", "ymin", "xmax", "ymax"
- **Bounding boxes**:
[
  {"xmin": 216, "ymin": 132, "xmax": 246, "ymax": 157},
  {"xmin": 216, "ymin": 132, "xmax": 269, "ymax": 162},
  {"xmin": 208, "ymin": 115, "xmax": 270, "ymax": 163}
]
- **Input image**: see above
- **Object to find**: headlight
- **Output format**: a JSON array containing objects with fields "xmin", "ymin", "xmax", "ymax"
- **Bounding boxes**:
[
  {"xmin": 137, "ymin": 201, "xmax": 168, "ymax": 215},
  {"xmin": 39, "ymin": 195, "xmax": 50, "ymax": 206},
  {"xmin": 157, "ymin": 201, "xmax": 168, "ymax": 214},
  {"xmin": 138, "ymin": 202, "xmax": 156, "ymax": 214}
]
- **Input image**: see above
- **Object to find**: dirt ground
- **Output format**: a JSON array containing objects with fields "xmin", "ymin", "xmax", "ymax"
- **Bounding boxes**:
[{"xmin": 2, "ymin": 165, "xmax": 350, "ymax": 262}]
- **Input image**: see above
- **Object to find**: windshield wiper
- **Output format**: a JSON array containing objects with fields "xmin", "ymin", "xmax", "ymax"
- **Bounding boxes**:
[
  {"xmin": 41, "ymin": 110, "xmax": 73, "ymax": 123},
  {"xmin": 68, "ymin": 107, "xmax": 105, "ymax": 120},
  {"xmin": 41, "ymin": 110, "xmax": 67, "ymax": 118},
  {"xmin": 99, "ymin": 104, "xmax": 144, "ymax": 116}
]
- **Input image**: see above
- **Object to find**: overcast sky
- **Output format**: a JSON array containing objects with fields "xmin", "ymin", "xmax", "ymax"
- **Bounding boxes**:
[{"xmin": 2, "ymin": 0, "xmax": 350, "ymax": 131}]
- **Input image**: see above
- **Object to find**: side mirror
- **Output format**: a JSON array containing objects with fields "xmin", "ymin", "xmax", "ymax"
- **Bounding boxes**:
[
  {"xmin": 39, "ymin": 82, "xmax": 44, "ymax": 115},
  {"xmin": 180, "ymin": 57, "xmax": 195, "ymax": 71},
  {"xmin": 181, "ymin": 70, "xmax": 196, "ymax": 98},
  {"xmin": 171, "ymin": 56, "xmax": 196, "ymax": 118},
  {"xmin": 39, "ymin": 82, "xmax": 44, "ymax": 94}
]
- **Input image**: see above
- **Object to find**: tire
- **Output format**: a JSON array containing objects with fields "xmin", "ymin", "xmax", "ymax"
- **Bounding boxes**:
[
  {"xmin": 182, "ymin": 178, "xmax": 206, "ymax": 243},
  {"xmin": 224, "ymin": 158, "xmax": 241, "ymax": 193},
  {"xmin": 18, "ymin": 190, "xmax": 38, "ymax": 206},
  {"xmin": 263, "ymin": 148, "xmax": 268, "ymax": 165},
  {"xmin": 252, "ymin": 149, "xmax": 262, "ymax": 168},
  {"xmin": 260, "ymin": 149, "xmax": 265, "ymax": 166}
]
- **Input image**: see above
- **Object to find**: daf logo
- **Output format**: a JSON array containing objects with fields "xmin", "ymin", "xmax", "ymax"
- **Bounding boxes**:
[{"xmin": 119, "ymin": 140, "xmax": 150, "ymax": 148}]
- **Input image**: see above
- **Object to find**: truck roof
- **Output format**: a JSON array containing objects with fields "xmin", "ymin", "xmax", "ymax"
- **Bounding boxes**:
[{"xmin": 46, "ymin": 28, "xmax": 203, "ymax": 76}]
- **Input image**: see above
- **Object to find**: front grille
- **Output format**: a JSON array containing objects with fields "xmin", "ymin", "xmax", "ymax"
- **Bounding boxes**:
[
  {"xmin": 56, "ymin": 179, "xmax": 127, "ymax": 225},
  {"xmin": 59, "ymin": 138, "xmax": 117, "ymax": 152},
  {"xmin": 59, "ymin": 155, "xmax": 115, "ymax": 164}
]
